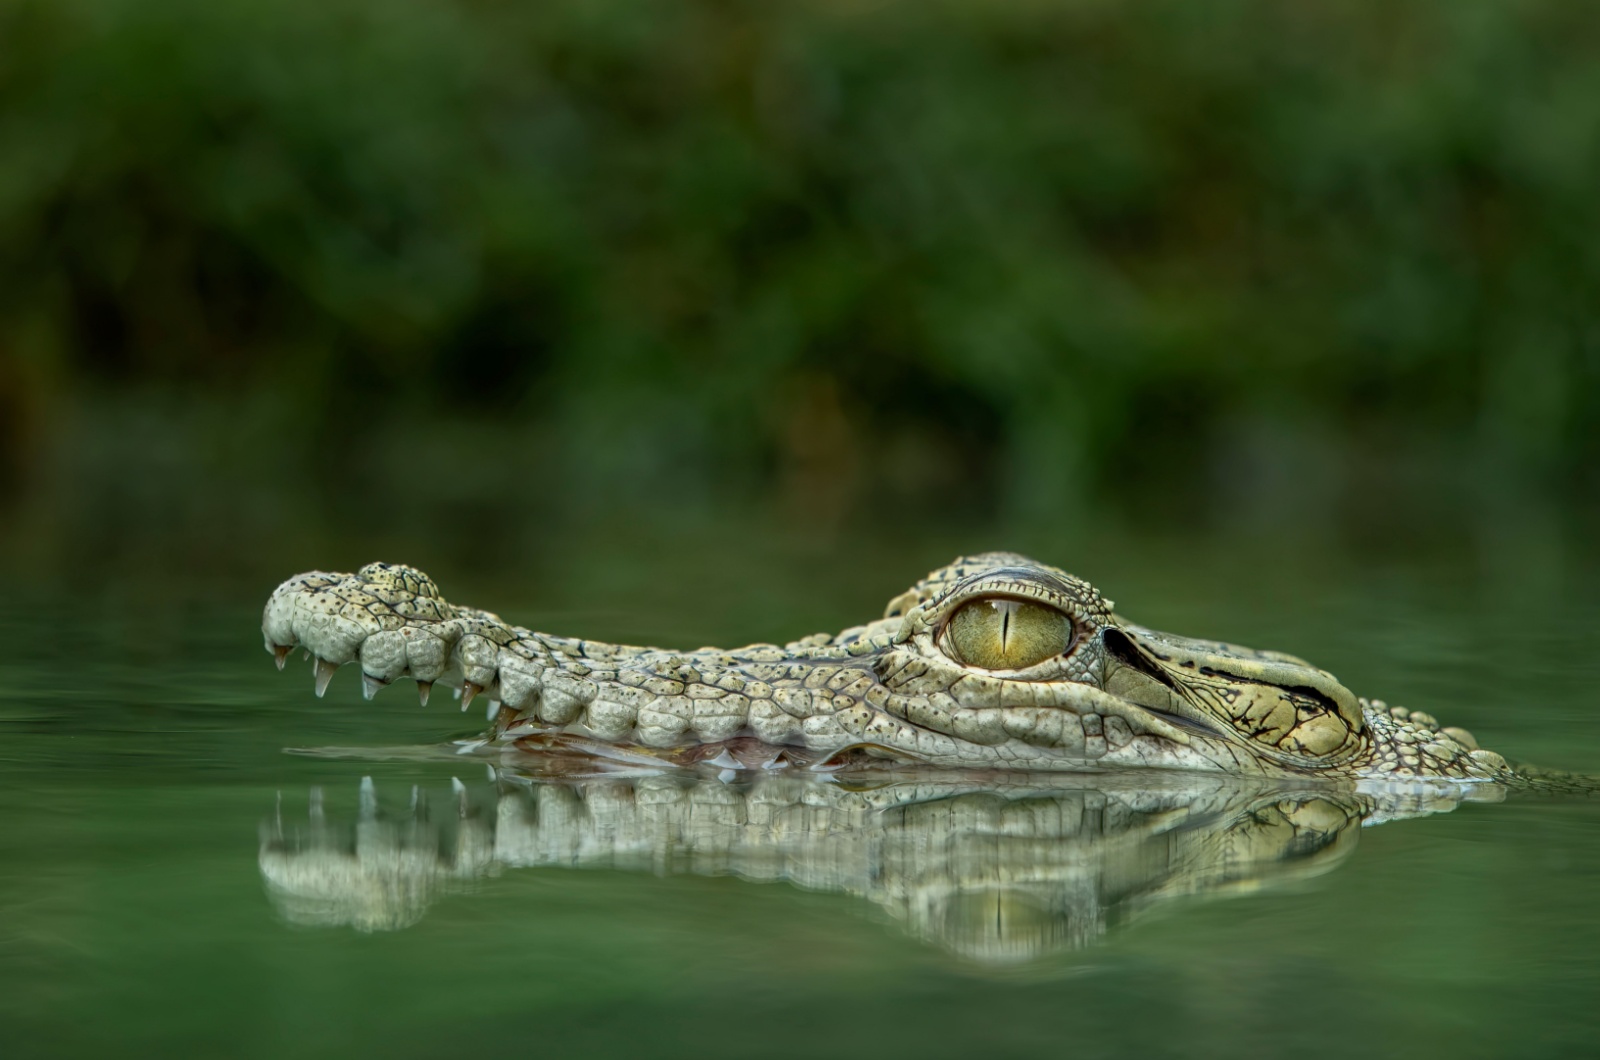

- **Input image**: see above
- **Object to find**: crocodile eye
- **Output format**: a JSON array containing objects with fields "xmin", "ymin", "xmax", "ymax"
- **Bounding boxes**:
[{"xmin": 945, "ymin": 597, "xmax": 1075, "ymax": 670}]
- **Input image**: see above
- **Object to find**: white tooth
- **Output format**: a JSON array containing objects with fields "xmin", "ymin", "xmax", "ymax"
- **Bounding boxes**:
[
  {"xmin": 486, "ymin": 697, "xmax": 501, "ymax": 722},
  {"xmin": 706, "ymin": 749, "xmax": 742, "ymax": 770},
  {"xmin": 361, "ymin": 674, "xmax": 386, "ymax": 701},
  {"xmin": 484, "ymin": 764, "xmax": 497, "ymax": 782},
  {"xmin": 455, "ymin": 739, "xmax": 487, "ymax": 755},
  {"xmin": 273, "ymin": 644, "xmax": 292, "ymax": 671},
  {"xmin": 717, "ymin": 768, "xmax": 737, "ymax": 784},
  {"xmin": 313, "ymin": 658, "xmax": 339, "ymax": 698},
  {"xmin": 417, "ymin": 681, "xmax": 433, "ymax": 707},
  {"xmin": 460, "ymin": 681, "xmax": 483, "ymax": 712}
]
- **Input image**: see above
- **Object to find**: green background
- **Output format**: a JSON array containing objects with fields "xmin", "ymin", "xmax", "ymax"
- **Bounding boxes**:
[{"xmin": 3, "ymin": 0, "xmax": 1599, "ymax": 587}]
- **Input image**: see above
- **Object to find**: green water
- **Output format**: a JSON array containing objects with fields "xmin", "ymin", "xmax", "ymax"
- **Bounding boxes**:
[{"xmin": 4, "ymin": 539, "xmax": 1600, "ymax": 1059}]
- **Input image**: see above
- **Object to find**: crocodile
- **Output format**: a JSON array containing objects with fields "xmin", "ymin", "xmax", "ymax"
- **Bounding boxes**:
[
  {"xmin": 261, "ymin": 552, "xmax": 1517, "ymax": 781},
  {"xmin": 259, "ymin": 771, "xmax": 1493, "ymax": 960}
]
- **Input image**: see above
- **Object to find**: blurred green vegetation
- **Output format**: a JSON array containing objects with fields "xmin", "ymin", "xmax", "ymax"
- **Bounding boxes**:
[{"xmin": 2, "ymin": 0, "xmax": 1598, "ymax": 575}]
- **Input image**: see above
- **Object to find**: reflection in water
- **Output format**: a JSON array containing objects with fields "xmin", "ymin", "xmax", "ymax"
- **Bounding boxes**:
[{"xmin": 260, "ymin": 771, "xmax": 1500, "ymax": 963}]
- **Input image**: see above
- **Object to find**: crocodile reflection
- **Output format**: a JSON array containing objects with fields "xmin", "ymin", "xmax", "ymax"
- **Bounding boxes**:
[{"xmin": 260, "ymin": 771, "xmax": 1500, "ymax": 963}]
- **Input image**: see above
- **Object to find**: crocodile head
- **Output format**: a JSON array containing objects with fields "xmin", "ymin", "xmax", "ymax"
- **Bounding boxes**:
[
  {"xmin": 865, "ymin": 552, "xmax": 1369, "ymax": 774},
  {"xmin": 263, "ymin": 551, "xmax": 1506, "ymax": 778}
]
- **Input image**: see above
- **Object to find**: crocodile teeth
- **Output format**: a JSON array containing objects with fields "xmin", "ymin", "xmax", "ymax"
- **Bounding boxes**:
[
  {"xmin": 705, "ymin": 749, "xmax": 743, "ymax": 771},
  {"xmin": 272, "ymin": 644, "xmax": 292, "ymax": 671},
  {"xmin": 361, "ymin": 674, "xmax": 387, "ymax": 701},
  {"xmin": 417, "ymin": 681, "xmax": 433, "ymax": 707},
  {"xmin": 485, "ymin": 697, "xmax": 501, "ymax": 723},
  {"xmin": 489, "ymin": 704, "xmax": 519, "ymax": 736},
  {"xmin": 460, "ymin": 680, "xmax": 484, "ymax": 713},
  {"xmin": 313, "ymin": 657, "xmax": 339, "ymax": 698}
]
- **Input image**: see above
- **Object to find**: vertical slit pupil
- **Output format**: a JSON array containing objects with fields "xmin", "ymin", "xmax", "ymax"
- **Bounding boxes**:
[{"xmin": 946, "ymin": 596, "xmax": 1074, "ymax": 670}]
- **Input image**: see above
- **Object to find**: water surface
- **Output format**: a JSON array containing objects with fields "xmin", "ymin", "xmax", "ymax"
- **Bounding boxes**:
[{"xmin": 4, "ymin": 541, "xmax": 1599, "ymax": 1058}]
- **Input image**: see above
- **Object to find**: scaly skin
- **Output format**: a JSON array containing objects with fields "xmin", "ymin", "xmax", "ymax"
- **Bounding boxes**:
[{"xmin": 261, "ymin": 552, "xmax": 1515, "ymax": 781}]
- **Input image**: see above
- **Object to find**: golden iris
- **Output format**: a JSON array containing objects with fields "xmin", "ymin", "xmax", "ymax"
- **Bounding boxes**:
[{"xmin": 946, "ymin": 597, "xmax": 1074, "ymax": 670}]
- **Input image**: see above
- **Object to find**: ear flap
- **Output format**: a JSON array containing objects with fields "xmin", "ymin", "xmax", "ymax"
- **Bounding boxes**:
[{"xmin": 1102, "ymin": 629, "xmax": 1179, "ymax": 703}]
